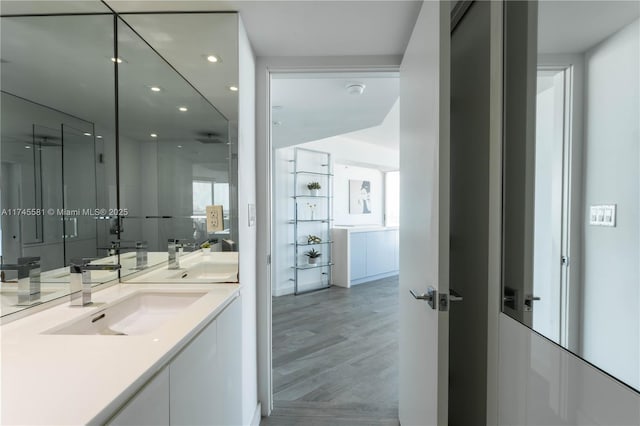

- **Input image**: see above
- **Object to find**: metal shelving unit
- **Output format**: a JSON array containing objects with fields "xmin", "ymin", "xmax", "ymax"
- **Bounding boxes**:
[{"xmin": 289, "ymin": 147, "xmax": 333, "ymax": 295}]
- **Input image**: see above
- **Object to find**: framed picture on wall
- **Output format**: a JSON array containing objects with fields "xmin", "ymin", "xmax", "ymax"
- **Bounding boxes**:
[{"xmin": 349, "ymin": 179, "xmax": 371, "ymax": 214}]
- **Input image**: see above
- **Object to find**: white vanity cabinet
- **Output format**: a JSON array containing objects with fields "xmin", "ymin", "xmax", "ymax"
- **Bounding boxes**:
[
  {"xmin": 109, "ymin": 367, "xmax": 170, "ymax": 426},
  {"xmin": 109, "ymin": 295, "xmax": 242, "ymax": 426}
]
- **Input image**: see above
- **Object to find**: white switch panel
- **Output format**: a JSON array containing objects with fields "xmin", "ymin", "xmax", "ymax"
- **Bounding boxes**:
[{"xmin": 589, "ymin": 204, "xmax": 616, "ymax": 227}]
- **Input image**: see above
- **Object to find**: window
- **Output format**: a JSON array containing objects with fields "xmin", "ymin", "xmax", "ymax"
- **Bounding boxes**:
[
  {"xmin": 385, "ymin": 171, "xmax": 400, "ymax": 227},
  {"xmin": 192, "ymin": 180, "xmax": 212, "ymax": 214}
]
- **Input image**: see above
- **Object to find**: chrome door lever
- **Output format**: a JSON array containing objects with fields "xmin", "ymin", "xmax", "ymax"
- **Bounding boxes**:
[
  {"xmin": 523, "ymin": 294, "xmax": 540, "ymax": 311},
  {"xmin": 449, "ymin": 288, "xmax": 463, "ymax": 302},
  {"xmin": 410, "ymin": 287, "xmax": 437, "ymax": 310}
]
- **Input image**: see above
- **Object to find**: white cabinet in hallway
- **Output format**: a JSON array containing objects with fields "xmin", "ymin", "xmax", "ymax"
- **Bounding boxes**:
[{"xmin": 332, "ymin": 227, "xmax": 399, "ymax": 287}]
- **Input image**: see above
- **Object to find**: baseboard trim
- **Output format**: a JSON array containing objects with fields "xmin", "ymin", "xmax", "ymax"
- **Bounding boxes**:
[{"xmin": 252, "ymin": 402, "xmax": 262, "ymax": 426}]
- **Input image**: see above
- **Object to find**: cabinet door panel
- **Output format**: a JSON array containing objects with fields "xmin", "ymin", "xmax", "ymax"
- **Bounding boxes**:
[
  {"xmin": 350, "ymin": 233, "xmax": 367, "ymax": 280},
  {"xmin": 366, "ymin": 231, "xmax": 396, "ymax": 276},
  {"xmin": 217, "ymin": 297, "xmax": 243, "ymax": 425},
  {"xmin": 170, "ymin": 319, "xmax": 220, "ymax": 425},
  {"xmin": 109, "ymin": 367, "xmax": 169, "ymax": 426}
]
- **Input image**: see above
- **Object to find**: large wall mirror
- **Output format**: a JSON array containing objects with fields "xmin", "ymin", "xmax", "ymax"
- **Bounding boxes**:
[
  {"xmin": 0, "ymin": 3, "xmax": 239, "ymax": 318},
  {"xmin": 503, "ymin": 0, "xmax": 640, "ymax": 391}
]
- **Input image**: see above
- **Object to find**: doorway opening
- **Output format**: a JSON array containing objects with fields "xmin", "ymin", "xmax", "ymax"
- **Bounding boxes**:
[{"xmin": 267, "ymin": 71, "xmax": 400, "ymax": 424}]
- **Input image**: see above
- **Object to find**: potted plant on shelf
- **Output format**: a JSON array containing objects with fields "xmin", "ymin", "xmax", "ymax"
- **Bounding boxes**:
[
  {"xmin": 200, "ymin": 241, "xmax": 211, "ymax": 253},
  {"xmin": 307, "ymin": 234, "xmax": 322, "ymax": 244},
  {"xmin": 304, "ymin": 248, "xmax": 322, "ymax": 265},
  {"xmin": 307, "ymin": 181, "xmax": 321, "ymax": 196}
]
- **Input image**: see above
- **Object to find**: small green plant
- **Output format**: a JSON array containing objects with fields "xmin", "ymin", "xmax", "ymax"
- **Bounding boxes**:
[
  {"xmin": 304, "ymin": 248, "xmax": 322, "ymax": 259},
  {"xmin": 200, "ymin": 241, "xmax": 211, "ymax": 248},
  {"xmin": 307, "ymin": 181, "xmax": 321, "ymax": 190},
  {"xmin": 307, "ymin": 235, "xmax": 322, "ymax": 244}
]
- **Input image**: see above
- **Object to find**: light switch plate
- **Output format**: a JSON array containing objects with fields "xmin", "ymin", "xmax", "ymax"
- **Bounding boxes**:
[
  {"xmin": 589, "ymin": 204, "xmax": 616, "ymax": 227},
  {"xmin": 248, "ymin": 203, "xmax": 256, "ymax": 227}
]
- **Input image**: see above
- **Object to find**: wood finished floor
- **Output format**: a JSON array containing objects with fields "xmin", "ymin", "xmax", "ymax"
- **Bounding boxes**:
[{"xmin": 262, "ymin": 276, "xmax": 399, "ymax": 426}]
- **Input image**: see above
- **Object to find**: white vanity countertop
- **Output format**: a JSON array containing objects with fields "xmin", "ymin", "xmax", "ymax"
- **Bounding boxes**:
[
  {"xmin": 1, "ymin": 282, "xmax": 240, "ymax": 425},
  {"xmin": 332, "ymin": 225, "xmax": 399, "ymax": 233}
]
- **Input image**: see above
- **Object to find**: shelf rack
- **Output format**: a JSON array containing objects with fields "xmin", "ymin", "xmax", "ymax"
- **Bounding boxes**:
[{"xmin": 290, "ymin": 147, "xmax": 333, "ymax": 295}]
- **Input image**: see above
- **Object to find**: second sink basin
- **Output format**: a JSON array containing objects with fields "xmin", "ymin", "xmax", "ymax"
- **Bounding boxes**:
[{"xmin": 46, "ymin": 291, "xmax": 207, "ymax": 336}]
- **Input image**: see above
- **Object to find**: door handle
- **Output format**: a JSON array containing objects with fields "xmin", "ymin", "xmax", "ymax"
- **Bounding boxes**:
[
  {"xmin": 524, "ymin": 294, "xmax": 540, "ymax": 311},
  {"xmin": 409, "ymin": 287, "xmax": 437, "ymax": 310},
  {"xmin": 449, "ymin": 288, "xmax": 463, "ymax": 302}
]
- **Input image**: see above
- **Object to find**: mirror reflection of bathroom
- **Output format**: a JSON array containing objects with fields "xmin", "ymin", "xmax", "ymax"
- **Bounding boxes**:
[
  {"xmin": 503, "ymin": 0, "xmax": 640, "ymax": 391},
  {"xmin": 0, "ymin": 11, "xmax": 117, "ymax": 315},
  {"xmin": 0, "ymin": 7, "xmax": 240, "ymax": 318}
]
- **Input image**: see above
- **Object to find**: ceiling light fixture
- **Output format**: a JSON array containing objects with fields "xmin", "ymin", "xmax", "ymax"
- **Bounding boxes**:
[
  {"xmin": 178, "ymin": 106, "xmax": 188, "ymax": 112},
  {"xmin": 150, "ymin": 86, "xmax": 161, "ymax": 92},
  {"xmin": 229, "ymin": 85, "xmax": 238, "ymax": 92},
  {"xmin": 25, "ymin": 145, "xmax": 31, "ymax": 149},
  {"xmin": 177, "ymin": 145, "xmax": 183, "ymax": 149},
  {"xmin": 96, "ymin": 135, "xmax": 103, "ymax": 139},
  {"xmin": 111, "ymin": 57, "xmax": 123, "ymax": 64},
  {"xmin": 346, "ymin": 83, "xmax": 366, "ymax": 96},
  {"xmin": 150, "ymin": 133, "xmax": 158, "ymax": 138},
  {"xmin": 206, "ymin": 55, "xmax": 220, "ymax": 63},
  {"xmin": 83, "ymin": 132, "xmax": 92, "ymax": 136}
]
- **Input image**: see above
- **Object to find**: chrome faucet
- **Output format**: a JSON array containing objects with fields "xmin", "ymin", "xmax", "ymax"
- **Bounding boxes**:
[
  {"xmin": 168, "ymin": 239, "xmax": 182, "ymax": 269},
  {"xmin": 106, "ymin": 240, "xmax": 148, "ymax": 269},
  {"xmin": 69, "ymin": 258, "xmax": 121, "ymax": 306},
  {"xmin": 0, "ymin": 256, "xmax": 41, "ymax": 306}
]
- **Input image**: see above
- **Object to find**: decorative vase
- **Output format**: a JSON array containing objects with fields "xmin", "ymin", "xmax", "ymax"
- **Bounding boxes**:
[
  {"xmin": 202, "ymin": 247, "xmax": 211, "ymax": 253},
  {"xmin": 311, "ymin": 189, "xmax": 319, "ymax": 197},
  {"xmin": 308, "ymin": 257, "xmax": 318, "ymax": 265}
]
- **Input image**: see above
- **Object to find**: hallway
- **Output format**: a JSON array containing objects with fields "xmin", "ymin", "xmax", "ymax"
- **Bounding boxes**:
[{"xmin": 264, "ymin": 277, "xmax": 399, "ymax": 425}]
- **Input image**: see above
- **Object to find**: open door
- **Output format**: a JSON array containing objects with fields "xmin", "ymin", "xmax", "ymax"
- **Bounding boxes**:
[{"xmin": 399, "ymin": 2, "xmax": 450, "ymax": 425}]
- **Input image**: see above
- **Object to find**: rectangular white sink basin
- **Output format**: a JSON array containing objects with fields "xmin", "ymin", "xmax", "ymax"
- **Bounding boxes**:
[
  {"xmin": 127, "ymin": 252, "xmax": 238, "ymax": 283},
  {"xmin": 46, "ymin": 291, "xmax": 207, "ymax": 336}
]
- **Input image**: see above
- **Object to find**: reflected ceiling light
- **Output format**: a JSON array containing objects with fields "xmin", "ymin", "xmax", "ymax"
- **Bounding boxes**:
[
  {"xmin": 229, "ymin": 85, "xmax": 238, "ymax": 92},
  {"xmin": 96, "ymin": 135, "xmax": 103, "ymax": 139},
  {"xmin": 178, "ymin": 106, "xmax": 188, "ymax": 112},
  {"xmin": 83, "ymin": 132, "xmax": 92, "ymax": 136},
  {"xmin": 25, "ymin": 145, "xmax": 31, "ymax": 149},
  {"xmin": 150, "ymin": 133, "xmax": 158, "ymax": 138},
  {"xmin": 111, "ymin": 57, "xmax": 123, "ymax": 64},
  {"xmin": 150, "ymin": 86, "xmax": 162, "ymax": 92},
  {"xmin": 177, "ymin": 145, "xmax": 183, "ymax": 148},
  {"xmin": 206, "ymin": 55, "xmax": 220, "ymax": 63},
  {"xmin": 346, "ymin": 83, "xmax": 366, "ymax": 95}
]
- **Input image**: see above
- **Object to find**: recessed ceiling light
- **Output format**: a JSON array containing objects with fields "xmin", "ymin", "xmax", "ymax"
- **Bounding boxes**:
[
  {"xmin": 150, "ymin": 133, "xmax": 158, "ymax": 138},
  {"xmin": 178, "ymin": 106, "xmax": 188, "ymax": 112},
  {"xmin": 111, "ymin": 57, "xmax": 123, "ymax": 64},
  {"xmin": 206, "ymin": 55, "xmax": 220, "ymax": 63},
  {"xmin": 25, "ymin": 145, "xmax": 31, "ymax": 149},
  {"xmin": 96, "ymin": 135, "xmax": 103, "ymax": 139},
  {"xmin": 83, "ymin": 132, "xmax": 92, "ymax": 136},
  {"xmin": 150, "ymin": 86, "xmax": 162, "ymax": 92},
  {"xmin": 346, "ymin": 83, "xmax": 366, "ymax": 95},
  {"xmin": 229, "ymin": 85, "xmax": 238, "ymax": 92},
  {"xmin": 177, "ymin": 145, "xmax": 183, "ymax": 148}
]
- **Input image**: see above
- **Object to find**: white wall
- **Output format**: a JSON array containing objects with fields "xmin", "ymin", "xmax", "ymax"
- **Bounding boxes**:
[
  {"xmin": 237, "ymin": 16, "xmax": 259, "ymax": 426},
  {"xmin": 581, "ymin": 18, "xmax": 640, "ymax": 390}
]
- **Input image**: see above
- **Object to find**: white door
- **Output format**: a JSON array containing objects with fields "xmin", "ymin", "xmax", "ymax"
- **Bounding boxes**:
[{"xmin": 399, "ymin": 2, "xmax": 450, "ymax": 425}]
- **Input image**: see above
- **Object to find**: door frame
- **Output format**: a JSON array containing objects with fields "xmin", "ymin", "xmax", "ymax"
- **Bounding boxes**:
[{"xmin": 255, "ymin": 57, "xmax": 401, "ymax": 416}]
